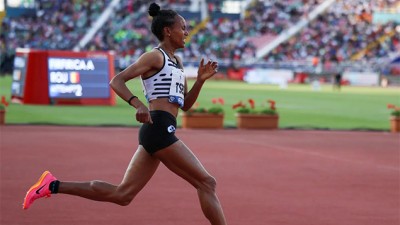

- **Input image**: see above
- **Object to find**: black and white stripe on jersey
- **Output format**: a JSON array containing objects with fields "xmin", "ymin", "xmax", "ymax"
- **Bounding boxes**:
[
  {"xmin": 167, "ymin": 59, "xmax": 180, "ymax": 68},
  {"xmin": 151, "ymin": 73, "xmax": 172, "ymax": 97},
  {"xmin": 153, "ymin": 60, "xmax": 179, "ymax": 98}
]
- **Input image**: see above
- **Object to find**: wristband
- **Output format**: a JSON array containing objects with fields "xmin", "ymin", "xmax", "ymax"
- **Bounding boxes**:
[{"xmin": 127, "ymin": 95, "xmax": 138, "ymax": 106}]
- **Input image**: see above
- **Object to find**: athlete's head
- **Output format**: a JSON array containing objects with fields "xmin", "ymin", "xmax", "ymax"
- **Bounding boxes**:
[{"xmin": 148, "ymin": 2, "xmax": 188, "ymax": 48}]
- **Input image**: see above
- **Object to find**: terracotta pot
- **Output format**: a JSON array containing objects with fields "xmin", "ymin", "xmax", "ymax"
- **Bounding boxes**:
[
  {"xmin": 181, "ymin": 113, "xmax": 224, "ymax": 129},
  {"xmin": 236, "ymin": 113, "xmax": 279, "ymax": 129},
  {"xmin": 0, "ymin": 110, "xmax": 5, "ymax": 125},
  {"xmin": 390, "ymin": 116, "xmax": 400, "ymax": 133}
]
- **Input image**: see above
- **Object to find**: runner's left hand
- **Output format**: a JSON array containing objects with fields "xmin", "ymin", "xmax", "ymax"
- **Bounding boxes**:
[{"xmin": 197, "ymin": 58, "xmax": 218, "ymax": 82}]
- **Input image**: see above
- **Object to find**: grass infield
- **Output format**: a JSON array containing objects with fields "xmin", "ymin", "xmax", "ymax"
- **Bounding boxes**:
[{"xmin": 1, "ymin": 75, "xmax": 399, "ymax": 130}]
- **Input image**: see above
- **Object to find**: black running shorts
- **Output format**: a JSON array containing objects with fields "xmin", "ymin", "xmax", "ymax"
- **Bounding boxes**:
[{"xmin": 139, "ymin": 110, "xmax": 179, "ymax": 154}]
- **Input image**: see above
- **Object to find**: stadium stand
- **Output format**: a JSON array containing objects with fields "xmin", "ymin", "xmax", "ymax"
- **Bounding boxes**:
[
  {"xmin": 265, "ymin": 0, "xmax": 400, "ymax": 65},
  {"xmin": 1, "ymin": 0, "xmax": 111, "ymax": 73},
  {"xmin": 3, "ymin": 1, "xmax": 110, "ymax": 50},
  {"xmin": 1, "ymin": 0, "xmax": 399, "ymax": 79}
]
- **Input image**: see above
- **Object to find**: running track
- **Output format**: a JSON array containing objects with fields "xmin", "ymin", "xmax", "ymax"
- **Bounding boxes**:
[{"xmin": 1, "ymin": 125, "xmax": 399, "ymax": 225}]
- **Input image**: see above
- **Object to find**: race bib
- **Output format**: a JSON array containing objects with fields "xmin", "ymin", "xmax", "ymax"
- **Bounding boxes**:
[{"xmin": 169, "ymin": 67, "xmax": 185, "ymax": 108}]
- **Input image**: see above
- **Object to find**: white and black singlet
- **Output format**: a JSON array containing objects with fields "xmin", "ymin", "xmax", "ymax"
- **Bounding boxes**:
[{"xmin": 141, "ymin": 47, "xmax": 185, "ymax": 108}]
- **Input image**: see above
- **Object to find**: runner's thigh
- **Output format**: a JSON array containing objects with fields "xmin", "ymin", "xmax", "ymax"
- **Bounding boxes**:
[{"xmin": 154, "ymin": 140, "xmax": 212, "ymax": 188}]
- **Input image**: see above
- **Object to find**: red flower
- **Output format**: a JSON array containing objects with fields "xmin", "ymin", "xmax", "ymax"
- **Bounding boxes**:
[
  {"xmin": 212, "ymin": 98, "xmax": 224, "ymax": 105},
  {"xmin": 248, "ymin": 99, "xmax": 255, "ymax": 109},
  {"xmin": 218, "ymin": 97, "xmax": 225, "ymax": 105},
  {"xmin": 1, "ymin": 96, "xmax": 9, "ymax": 107},
  {"xmin": 232, "ymin": 101, "xmax": 245, "ymax": 109},
  {"xmin": 267, "ymin": 99, "xmax": 276, "ymax": 110},
  {"xmin": 387, "ymin": 104, "xmax": 395, "ymax": 109},
  {"xmin": 387, "ymin": 104, "xmax": 400, "ymax": 111}
]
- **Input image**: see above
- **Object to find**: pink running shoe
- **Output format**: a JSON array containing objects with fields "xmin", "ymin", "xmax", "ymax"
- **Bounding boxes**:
[{"xmin": 23, "ymin": 171, "xmax": 57, "ymax": 210}]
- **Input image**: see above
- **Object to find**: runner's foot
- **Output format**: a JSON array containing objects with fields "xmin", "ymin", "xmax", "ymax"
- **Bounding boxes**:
[{"xmin": 23, "ymin": 171, "xmax": 57, "ymax": 209}]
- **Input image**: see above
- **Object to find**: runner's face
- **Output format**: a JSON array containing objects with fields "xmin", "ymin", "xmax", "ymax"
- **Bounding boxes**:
[{"xmin": 169, "ymin": 16, "xmax": 189, "ymax": 49}]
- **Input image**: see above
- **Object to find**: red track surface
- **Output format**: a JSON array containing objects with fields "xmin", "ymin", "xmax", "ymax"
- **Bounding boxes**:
[{"xmin": 1, "ymin": 125, "xmax": 399, "ymax": 225}]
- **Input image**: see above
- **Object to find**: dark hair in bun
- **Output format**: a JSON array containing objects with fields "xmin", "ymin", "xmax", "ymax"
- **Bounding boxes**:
[
  {"xmin": 148, "ymin": 2, "xmax": 160, "ymax": 17},
  {"xmin": 148, "ymin": 2, "xmax": 178, "ymax": 41}
]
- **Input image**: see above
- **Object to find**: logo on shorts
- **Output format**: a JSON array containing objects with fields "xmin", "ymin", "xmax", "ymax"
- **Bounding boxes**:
[{"xmin": 167, "ymin": 125, "xmax": 176, "ymax": 133}]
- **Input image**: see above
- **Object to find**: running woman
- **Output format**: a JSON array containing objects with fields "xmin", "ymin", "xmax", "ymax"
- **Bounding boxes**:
[{"xmin": 23, "ymin": 2, "xmax": 227, "ymax": 225}]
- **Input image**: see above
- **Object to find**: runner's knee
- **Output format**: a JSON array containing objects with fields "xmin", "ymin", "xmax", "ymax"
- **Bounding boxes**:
[
  {"xmin": 198, "ymin": 175, "xmax": 217, "ymax": 193},
  {"xmin": 114, "ymin": 193, "xmax": 135, "ymax": 206},
  {"xmin": 114, "ymin": 188, "xmax": 137, "ymax": 206},
  {"xmin": 89, "ymin": 181, "xmax": 135, "ymax": 206},
  {"xmin": 114, "ymin": 184, "xmax": 140, "ymax": 206}
]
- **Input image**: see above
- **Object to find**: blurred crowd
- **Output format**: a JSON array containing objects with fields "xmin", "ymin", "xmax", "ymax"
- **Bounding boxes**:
[
  {"xmin": 1, "ymin": 0, "xmax": 399, "ymax": 73},
  {"xmin": 1, "ymin": 0, "xmax": 111, "ymax": 72},
  {"xmin": 181, "ymin": 0, "xmax": 320, "ymax": 64},
  {"xmin": 81, "ymin": 0, "xmax": 322, "ymax": 66},
  {"xmin": 2, "ymin": 0, "xmax": 110, "ymax": 50},
  {"xmin": 266, "ymin": 0, "xmax": 400, "ymax": 66}
]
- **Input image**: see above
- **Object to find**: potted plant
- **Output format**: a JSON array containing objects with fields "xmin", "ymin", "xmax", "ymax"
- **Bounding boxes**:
[
  {"xmin": 234, "ymin": 99, "xmax": 279, "ymax": 129},
  {"xmin": 181, "ymin": 98, "xmax": 225, "ymax": 129},
  {"xmin": 387, "ymin": 104, "xmax": 400, "ymax": 133}
]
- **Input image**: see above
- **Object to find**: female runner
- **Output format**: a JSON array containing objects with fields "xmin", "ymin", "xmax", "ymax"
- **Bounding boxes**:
[{"xmin": 23, "ymin": 2, "xmax": 227, "ymax": 225}]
